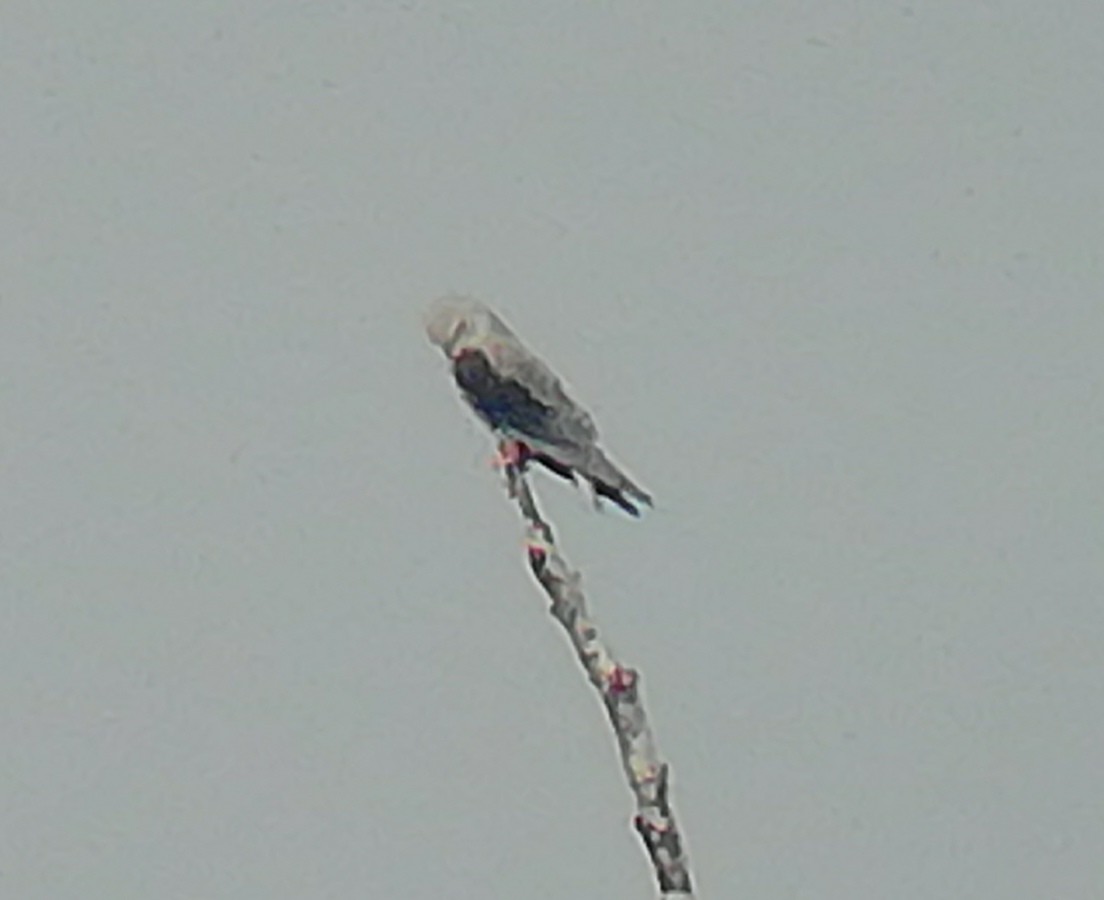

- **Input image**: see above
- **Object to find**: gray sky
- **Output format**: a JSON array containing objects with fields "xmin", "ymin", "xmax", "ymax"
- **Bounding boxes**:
[{"xmin": 3, "ymin": 2, "xmax": 1102, "ymax": 897}]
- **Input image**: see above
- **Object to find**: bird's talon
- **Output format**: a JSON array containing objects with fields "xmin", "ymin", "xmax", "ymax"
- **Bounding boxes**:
[{"xmin": 492, "ymin": 440, "xmax": 529, "ymax": 469}]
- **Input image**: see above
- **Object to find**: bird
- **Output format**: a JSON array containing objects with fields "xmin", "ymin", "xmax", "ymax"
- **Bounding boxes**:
[{"xmin": 425, "ymin": 295, "xmax": 652, "ymax": 516}]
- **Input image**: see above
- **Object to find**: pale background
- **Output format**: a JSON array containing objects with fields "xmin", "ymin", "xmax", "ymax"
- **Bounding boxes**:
[{"xmin": 3, "ymin": 2, "xmax": 1102, "ymax": 897}]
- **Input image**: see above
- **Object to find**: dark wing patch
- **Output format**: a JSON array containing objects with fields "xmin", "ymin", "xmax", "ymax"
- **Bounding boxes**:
[
  {"xmin": 530, "ymin": 450, "xmax": 575, "ymax": 482},
  {"xmin": 452, "ymin": 349, "xmax": 562, "ymax": 441}
]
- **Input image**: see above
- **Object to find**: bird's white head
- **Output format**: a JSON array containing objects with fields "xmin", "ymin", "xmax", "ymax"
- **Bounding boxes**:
[{"xmin": 424, "ymin": 295, "xmax": 498, "ymax": 358}]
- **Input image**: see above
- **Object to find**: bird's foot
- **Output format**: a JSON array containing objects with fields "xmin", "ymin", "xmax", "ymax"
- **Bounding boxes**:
[{"xmin": 491, "ymin": 439, "xmax": 530, "ymax": 470}]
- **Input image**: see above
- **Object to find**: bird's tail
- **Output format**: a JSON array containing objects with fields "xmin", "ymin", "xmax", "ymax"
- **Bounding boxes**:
[{"xmin": 580, "ymin": 446, "xmax": 652, "ymax": 517}]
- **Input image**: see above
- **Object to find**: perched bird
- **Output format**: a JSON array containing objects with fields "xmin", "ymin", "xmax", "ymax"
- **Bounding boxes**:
[{"xmin": 425, "ymin": 295, "xmax": 652, "ymax": 516}]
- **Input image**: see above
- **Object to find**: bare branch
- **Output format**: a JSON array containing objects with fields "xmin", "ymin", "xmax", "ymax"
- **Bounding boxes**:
[{"xmin": 501, "ymin": 442, "xmax": 695, "ymax": 897}]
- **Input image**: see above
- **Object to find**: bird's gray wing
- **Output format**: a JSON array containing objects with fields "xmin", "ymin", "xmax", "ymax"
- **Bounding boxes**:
[
  {"xmin": 480, "ymin": 335, "xmax": 652, "ymax": 513},
  {"xmin": 480, "ymin": 332, "xmax": 598, "ymax": 447}
]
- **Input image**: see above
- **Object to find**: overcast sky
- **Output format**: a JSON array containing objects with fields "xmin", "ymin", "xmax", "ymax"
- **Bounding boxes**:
[{"xmin": 3, "ymin": 2, "xmax": 1102, "ymax": 897}]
